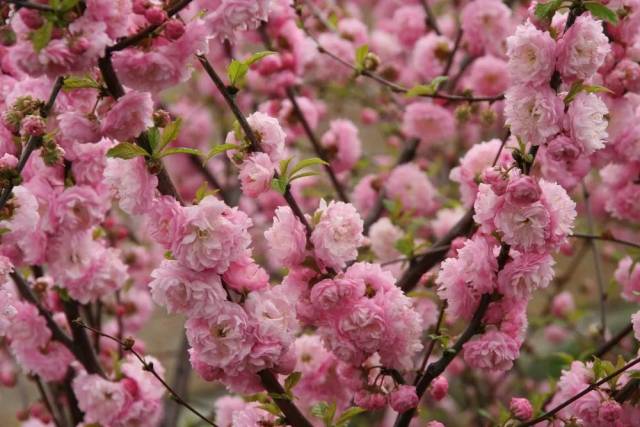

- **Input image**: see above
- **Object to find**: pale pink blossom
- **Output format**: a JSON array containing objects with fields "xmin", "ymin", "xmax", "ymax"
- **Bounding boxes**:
[
  {"xmin": 411, "ymin": 34, "xmax": 452, "ymax": 82},
  {"xmin": 238, "ymin": 152, "xmax": 275, "ymax": 197},
  {"xmin": 101, "ymin": 90, "xmax": 154, "ymax": 142},
  {"xmin": 466, "ymin": 56, "xmax": 510, "ymax": 97},
  {"xmin": 321, "ymin": 119, "xmax": 362, "ymax": 174},
  {"xmin": 461, "ymin": 0, "xmax": 512, "ymax": 56},
  {"xmin": 385, "ymin": 163, "xmax": 439, "ymax": 215},
  {"xmin": 264, "ymin": 206, "xmax": 307, "ymax": 268},
  {"xmin": 311, "ymin": 201, "xmax": 365, "ymax": 270},
  {"xmin": 462, "ymin": 328, "xmax": 520, "ymax": 373},
  {"xmin": 402, "ymin": 102, "xmax": 454, "ymax": 146},
  {"xmin": 566, "ymin": 92, "xmax": 609, "ymax": 154},
  {"xmin": 506, "ymin": 21, "xmax": 556, "ymax": 85},
  {"xmin": 104, "ymin": 157, "xmax": 158, "ymax": 215},
  {"xmin": 504, "ymin": 84, "xmax": 564, "ymax": 146},
  {"xmin": 556, "ymin": 15, "xmax": 610, "ymax": 81},
  {"xmin": 172, "ymin": 196, "xmax": 252, "ymax": 273},
  {"xmin": 149, "ymin": 260, "xmax": 226, "ymax": 316}
]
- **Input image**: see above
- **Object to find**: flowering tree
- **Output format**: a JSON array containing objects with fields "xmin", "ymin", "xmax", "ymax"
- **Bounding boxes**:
[{"xmin": 0, "ymin": 0, "xmax": 640, "ymax": 426}]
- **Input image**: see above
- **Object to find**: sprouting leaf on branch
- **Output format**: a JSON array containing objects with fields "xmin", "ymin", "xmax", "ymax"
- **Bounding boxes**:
[
  {"xmin": 564, "ymin": 80, "xmax": 613, "ymax": 104},
  {"xmin": 158, "ymin": 118, "xmax": 182, "ymax": 153},
  {"xmin": 107, "ymin": 142, "xmax": 149, "ymax": 159},
  {"xmin": 204, "ymin": 143, "xmax": 238, "ymax": 163},
  {"xmin": 335, "ymin": 406, "xmax": 366, "ymax": 426},
  {"xmin": 30, "ymin": 21, "xmax": 53, "ymax": 53},
  {"xmin": 227, "ymin": 51, "xmax": 276, "ymax": 88},
  {"xmin": 534, "ymin": 0, "xmax": 564, "ymax": 22},
  {"xmin": 62, "ymin": 76, "xmax": 101, "ymax": 91},
  {"xmin": 157, "ymin": 147, "xmax": 203, "ymax": 159},
  {"xmin": 584, "ymin": 1, "xmax": 619, "ymax": 24},
  {"xmin": 310, "ymin": 401, "xmax": 337, "ymax": 427},
  {"xmin": 406, "ymin": 76, "xmax": 448, "ymax": 98},
  {"xmin": 355, "ymin": 44, "xmax": 369, "ymax": 72}
]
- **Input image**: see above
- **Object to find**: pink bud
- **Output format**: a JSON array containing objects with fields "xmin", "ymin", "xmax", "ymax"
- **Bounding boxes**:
[
  {"xmin": 510, "ymin": 397, "xmax": 533, "ymax": 421},
  {"xmin": 389, "ymin": 385, "xmax": 419, "ymax": 412},
  {"xmin": 69, "ymin": 37, "xmax": 89, "ymax": 54},
  {"xmin": 20, "ymin": 115, "xmax": 46, "ymax": 137},
  {"xmin": 429, "ymin": 376, "xmax": 448, "ymax": 401},
  {"xmin": 164, "ymin": 19, "xmax": 185, "ymax": 40},
  {"xmin": 145, "ymin": 7, "xmax": 167, "ymax": 25},
  {"xmin": 132, "ymin": 0, "xmax": 149, "ymax": 14},
  {"xmin": 361, "ymin": 108, "xmax": 379, "ymax": 125},
  {"xmin": 354, "ymin": 389, "xmax": 387, "ymax": 410},
  {"xmin": 19, "ymin": 9, "xmax": 43, "ymax": 30},
  {"xmin": 505, "ymin": 175, "xmax": 541, "ymax": 205}
]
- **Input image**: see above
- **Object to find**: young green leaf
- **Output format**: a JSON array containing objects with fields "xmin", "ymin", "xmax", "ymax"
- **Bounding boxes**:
[
  {"xmin": 584, "ymin": 2, "xmax": 619, "ymax": 24},
  {"xmin": 245, "ymin": 50, "xmax": 276, "ymax": 66},
  {"xmin": 158, "ymin": 118, "xmax": 182, "ymax": 153},
  {"xmin": 271, "ymin": 176, "xmax": 288, "ymax": 194},
  {"xmin": 107, "ymin": 142, "xmax": 150, "ymax": 159},
  {"xmin": 227, "ymin": 59, "xmax": 250, "ymax": 88},
  {"xmin": 288, "ymin": 157, "xmax": 328, "ymax": 178},
  {"xmin": 355, "ymin": 44, "xmax": 369, "ymax": 71},
  {"xmin": 157, "ymin": 147, "xmax": 203, "ymax": 158},
  {"xmin": 335, "ymin": 407, "xmax": 366, "ymax": 426},
  {"xmin": 147, "ymin": 127, "xmax": 161, "ymax": 153},
  {"xmin": 284, "ymin": 371, "xmax": 302, "ymax": 393},
  {"xmin": 534, "ymin": 0, "xmax": 563, "ymax": 21},
  {"xmin": 289, "ymin": 171, "xmax": 320, "ymax": 182},
  {"xmin": 279, "ymin": 157, "xmax": 293, "ymax": 177},
  {"xmin": 62, "ymin": 76, "xmax": 101, "ymax": 91},
  {"xmin": 31, "ymin": 21, "xmax": 53, "ymax": 53},
  {"xmin": 405, "ymin": 76, "xmax": 448, "ymax": 98},
  {"xmin": 204, "ymin": 143, "xmax": 237, "ymax": 162}
]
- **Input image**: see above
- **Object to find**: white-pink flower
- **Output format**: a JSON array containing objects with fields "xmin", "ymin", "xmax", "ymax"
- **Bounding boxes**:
[{"xmin": 311, "ymin": 201, "xmax": 365, "ymax": 270}]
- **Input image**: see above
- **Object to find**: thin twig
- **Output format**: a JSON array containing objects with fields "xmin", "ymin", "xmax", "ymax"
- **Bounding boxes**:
[
  {"xmin": 418, "ymin": 0, "xmax": 441, "ymax": 35},
  {"xmin": 592, "ymin": 323, "xmax": 633, "ymax": 359},
  {"xmin": 414, "ymin": 302, "xmax": 447, "ymax": 385},
  {"xmin": 74, "ymin": 320, "xmax": 218, "ymax": 427},
  {"xmin": 582, "ymin": 183, "xmax": 607, "ymax": 340},
  {"xmin": 33, "ymin": 376, "xmax": 63, "ymax": 427},
  {"xmin": 519, "ymin": 356, "xmax": 640, "ymax": 427},
  {"xmin": 196, "ymin": 54, "xmax": 313, "ymax": 237},
  {"xmin": 0, "ymin": 77, "xmax": 63, "ymax": 211},
  {"xmin": 570, "ymin": 233, "xmax": 640, "ymax": 250},
  {"xmin": 6, "ymin": 0, "xmax": 55, "ymax": 12}
]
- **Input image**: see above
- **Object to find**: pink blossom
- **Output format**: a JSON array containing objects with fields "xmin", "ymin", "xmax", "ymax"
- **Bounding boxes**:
[
  {"xmin": 510, "ymin": 397, "xmax": 533, "ymax": 420},
  {"xmin": 556, "ymin": 15, "xmax": 610, "ymax": 81},
  {"xmin": 310, "ymin": 277, "xmax": 365, "ymax": 315},
  {"xmin": 50, "ymin": 185, "xmax": 108, "ymax": 232},
  {"xmin": 172, "ymin": 196, "xmax": 252, "ymax": 273},
  {"xmin": 504, "ymin": 84, "xmax": 564, "ymax": 146},
  {"xmin": 462, "ymin": 328, "xmax": 520, "ymax": 373},
  {"xmin": 264, "ymin": 206, "xmax": 307, "ymax": 268},
  {"xmin": 146, "ymin": 195, "xmax": 187, "ymax": 248},
  {"xmin": 321, "ymin": 119, "xmax": 362, "ymax": 174},
  {"xmin": 411, "ymin": 34, "xmax": 452, "ymax": 82},
  {"xmin": 101, "ymin": 90, "xmax": 153, "ymax": 142},
  {"xmin": 390, "ymin": 385, "xmax": 419, "ymax": 412},
  {"xmin": 466, "ymin": 56, "xmax": 510, "ymax": 97},
  {"xmin": 311, "ymin": 201, "xmax": 365, "ymax": 270},
  {"xmin": 505, "ymin": 175, "xmax": 541, "ymax": 206},
  {"xmin": 352, "ymin": 175, "xmax": 379, "ymax": 217},
  {"xmin": 222, "ymin": 256, "xmax": 269, "ymax": 293},
  {"xmin": 104, "ymin": 157, "xmax": 158, "ymax": 215},
  {"xmin": 551, "ymin": 291, "xmax": 575, "ymax": 317},
  {"xmin": 632, "ymin": 311, "xmax": 640, "ymax": 341},
  {"xmin": 369, "ymin": 218, "xmax": 403, "ymax": 262},
  {"xmin": 58, "ymin": 111, "xmax": 101, "ymax": 143},
  {"xmin": 72, "ymin": 374, "xmax": 126, "ymax": 425},
  {"xmin": 354, "ymin": 389, "xmax": 387, "ymax": 410},
  {"xmin": 203, "ymin": 0, "xmax": 270, "ymax": 42},
  {"xmin": 461, "ymin": 0, "xmax": 512, "ymax": 56},
  {"xmin": 429, "ymin": 376, "xmax": 449, "ymax": 401},
  {"xmin": 185, "ymin": 301, "xmax": 254, "ymax": 374},
  {"xmin": 389, "ymin": 6, "xmax": 426, "ymax": 47},
  {"xmin": 566, "ymin": 92, "xmax": 609, "ymax": 154},
  {"xmin": 84, "ymin": 0, "xmax": 132, "ymax": 39},
  {"xmin": 616, "ymin": 256, "xmax": 640, "ymax": 302},
  {"xmin": 149, "ymin": 260, "xmax": 226, "ymax": 316},
  {"xmin": 238, "ymin": 152, "xmax": 275, "ymax": 197},
  {"xmin": 506, "ymin": 21, "xmax": 556, "ymax": 85},
  {"xmin": 385, "ymin": 163, "xmax": 439, "ymax": 215},
  {"xmin": 246, "ymin": 112, "xmax": 287, "ymax": 163},
  {"xmin": 402, "ymin": 102, "xmax": 454, "ymax": 146}
]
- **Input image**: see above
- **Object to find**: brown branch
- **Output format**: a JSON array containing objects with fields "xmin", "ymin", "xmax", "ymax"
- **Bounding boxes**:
[
  {"xmin": 6, "ymin": 0, "xmax": 55, "ymax": 12},
  {"xmin": 258, "ymin": 370, "xmax": 314, "ymax": 427},
  {"xmin": 196, "ymin": 54, "xmax": 313, "ymax": 237},
  {"xmin": 418, "ymin": 0, "xmax": 441, "ymax": 35},
  {"xmin": 61, "ymin": 300, "xmax": 105, "ymax": 376},
  {"xmin": 33, "ymin": 376, "xmax": 64, "ymax": 427},
  {"xmin": 570, "ymin": 233, "xmax": 640, "ymax": 250},
  {"xmin": 0, "ymin": 77, "xmax": 64, "ymax": 211},
  {"xmin": 160, "ymin": 335, "xmax": 192, "ymax": 427},
  {"xmin": 519, "ymin": 356, "xmax": 640, "ymax": 427},
  {"xmin": 592, "ymin": 323, "xmax": 633, "ymax": 359},
  {"xmin": 414, "ymin": 302, "xmax": 447, "ymax": 385}
]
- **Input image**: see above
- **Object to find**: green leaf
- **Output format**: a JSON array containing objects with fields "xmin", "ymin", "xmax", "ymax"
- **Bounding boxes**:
[
  {"xmin": 584, "ymin": 2, "xmax": 619, "ymax": 24},
  {"xmin": 310, "ymin": 402, "xmax": 337, "ymax": 427},
  {"xmin": 107, "ymin": 142, "xmax": 149, "ymax": 159},
  {"xmin": 267, "ymin": 392, "xmax": 291, "ymax": 400},
  {"xmin": 194, "ymin": 182, "xmax": 212, "ymax": 204},
  {"xmin": 405, "ymin": 76, "xmax": 448, "ymax": 98},
  {"xmin": 355, "ymin": 44, "xmax": 369, "ymax": 71},
  {"xmin": 284, "ymin": 372, "xmax": 302, "ymax": 393},
  {"xmin": 564, "ymin": 80, "xmax": 613, "ymax": 104},
  {"xmin": 227, "ymin": 59, "xmax": 249, "ymax": 88},
  {"xmin": 62, "ymin": 76, "xmax": 100, "ymax": 91},
  {"xmin": 335, "ymin": 407, "xmax": 366, "ymax": 426},
  {"xmin": 204, "ymin": 143, "xmax": 237, "ymax": 162},
  {"xmin": 534, "ymin": 0, "xmax": 563, "ymax": 21},
  {"xmin": 289, "ymin": 171, "xmax": 320, "ymax": 182},
  {"xmin": 158, "ymin": 147, "xmax": 203, "ymax": 158},
  {"xmin": 288, "ymin": 157, "xmax": 328, "ymax": 178},
  {"xmin": 59, "ymin": 0, "xmax": 80, "ymax": 11},
  {"xmin": 147, "ymin": 127, "xmax": 160, "ymax": 153},
  {"xmin": 245, "ymin": 50, "xmax": 276, "ymax": 66},
  {"xmin": 395, "ymin": 234, "xmax": 415, "ymax": 257},
  {"xmin": 158, "ymin": 118, "xmax": 182, "ymax": 154},
  {"xmin": 30, "ymin": 21, "xmax": 53, "ymax": 53},
  {"xmin": 279, "ymin": 157, "xmax": 293, "ymax": 177},
  {"xmin": 271, "ymin": 177, "xmax": 288, "ymax": 194}
]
